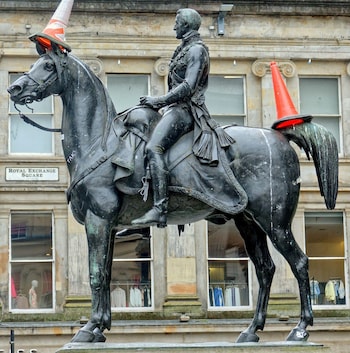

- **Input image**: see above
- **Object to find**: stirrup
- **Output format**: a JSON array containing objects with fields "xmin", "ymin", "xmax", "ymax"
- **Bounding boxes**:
[{"xmin": 131, "ymin": 207, "xmax": 167, "ymax": 228}]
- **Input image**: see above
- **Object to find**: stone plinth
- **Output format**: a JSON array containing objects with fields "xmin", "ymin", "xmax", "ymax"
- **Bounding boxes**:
[{"xmin": 57, "ymin": 341, "xmax": 327, "ymax": 353}]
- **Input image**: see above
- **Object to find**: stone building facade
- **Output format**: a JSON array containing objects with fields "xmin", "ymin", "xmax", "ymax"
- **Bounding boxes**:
[{"xmin": 0, "ymin": 1, "xmax": 350, "ymax": 352}]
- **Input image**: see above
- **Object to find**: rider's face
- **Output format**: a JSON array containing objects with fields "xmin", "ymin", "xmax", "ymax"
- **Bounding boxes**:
[{"xmin": 174, "ymin": 14, "xmax": 189, "ymax": 39}]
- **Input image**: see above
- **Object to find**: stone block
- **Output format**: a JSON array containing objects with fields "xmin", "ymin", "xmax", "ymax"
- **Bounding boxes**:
[{"xmin": 56, "ymin": 341, "xmax": 328, "ymax": 353}]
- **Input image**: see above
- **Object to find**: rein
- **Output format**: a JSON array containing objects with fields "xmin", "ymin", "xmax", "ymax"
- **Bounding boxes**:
[{"xmin": 18, "ymin": 111, "xmax": 62, "ymax": 133}]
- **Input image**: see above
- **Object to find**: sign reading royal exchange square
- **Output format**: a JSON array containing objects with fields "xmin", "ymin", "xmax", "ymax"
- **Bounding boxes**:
[{"xmin": 0, "ymin": 1, "xmax": 350, "ymax": 352}]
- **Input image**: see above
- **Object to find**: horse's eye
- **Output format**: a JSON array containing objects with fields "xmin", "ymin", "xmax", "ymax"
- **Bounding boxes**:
[{"xmin": 45, "ymin": 62, "xmax": 54, "ymax": 71}]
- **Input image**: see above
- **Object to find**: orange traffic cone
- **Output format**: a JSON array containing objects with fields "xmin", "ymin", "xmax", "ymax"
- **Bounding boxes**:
[
  {"xmin": 29, "ymin": 0, "xmax": 73, "ymax": 52},
  {"xmin": 270, "ymin": 61, "xmax": 311, "ymax": 129}
]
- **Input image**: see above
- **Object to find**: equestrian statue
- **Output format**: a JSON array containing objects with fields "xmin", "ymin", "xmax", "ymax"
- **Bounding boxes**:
[{"xmin": 7, "ymin": 0, "xmax": 338, "ymax": 344}]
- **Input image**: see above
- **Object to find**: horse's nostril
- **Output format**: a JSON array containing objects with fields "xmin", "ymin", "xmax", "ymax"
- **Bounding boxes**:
[{"xmin": 7, "ymin": 85, "xmax": 22, "ymax": 96}]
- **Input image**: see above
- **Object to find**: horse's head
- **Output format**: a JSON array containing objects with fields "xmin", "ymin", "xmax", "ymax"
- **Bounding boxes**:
[{"xmin": 7, "ymin": 45, "xmax": 67, "ymax": 106}]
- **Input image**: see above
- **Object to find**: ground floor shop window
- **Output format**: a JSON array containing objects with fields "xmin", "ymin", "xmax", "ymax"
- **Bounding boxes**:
[
  {"xmin": 207, "ymin": 220, "xmax": 251, "ymax": 308},
  {"xmin": 10, "ymin": 212, "xmax": 54, "ymax": 311},
  {"xmin": 111, "ymin": 228, "xmax": 153, "ymax": 310},
  {"xmin": 305, "ymin": 212, "xmax": 346, "ymax": 306}
]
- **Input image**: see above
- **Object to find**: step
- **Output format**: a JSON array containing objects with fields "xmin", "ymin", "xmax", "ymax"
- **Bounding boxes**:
[{"xmin": 57, "ymin": 341, "xmax": 329, "ymax": 353}]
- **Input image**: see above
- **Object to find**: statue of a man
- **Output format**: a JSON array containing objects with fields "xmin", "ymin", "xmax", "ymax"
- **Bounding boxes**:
[{"xmin": 132, "ymin": 8, "xmax": 233, "ymax": 227}]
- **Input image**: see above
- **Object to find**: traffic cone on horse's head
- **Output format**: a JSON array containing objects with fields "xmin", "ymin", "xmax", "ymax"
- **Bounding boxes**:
[
  {"xmin": 29, "ymin": 0, "xmax": 73, "ymax": 52},
  {"xmin": 270, "ymin": 61, "xmax": 312, "ymax": 130}
]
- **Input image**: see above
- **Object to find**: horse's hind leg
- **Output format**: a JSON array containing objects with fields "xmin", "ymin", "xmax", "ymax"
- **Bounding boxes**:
[
  {"xmin": 71, "ymin": 210, "xmax": 115, "ymax": 343},
  {"xmin": 234, "ymin": 213, "xmax": 276, "ymax": 343},
  {"xmin": 269, "ymin": 226, "xmax": 313, "ymax": 341}
]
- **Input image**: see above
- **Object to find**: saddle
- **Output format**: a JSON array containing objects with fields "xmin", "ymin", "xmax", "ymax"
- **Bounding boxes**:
[{"xmin": 111, "ymin": 107, "xmax": 247, "ymax": 216}]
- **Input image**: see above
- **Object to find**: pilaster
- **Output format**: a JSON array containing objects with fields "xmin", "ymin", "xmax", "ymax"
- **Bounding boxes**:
[
  {"xmin": 163, "ymin": 224, "xmax": 203, "ymax": 318},
  {"xmin": 252, "ymin": 59, "xmax": 298, "ymax": 128},
  {"xmin": 64, "ymin": 207, "xmax": 91, "ymax": 318}
]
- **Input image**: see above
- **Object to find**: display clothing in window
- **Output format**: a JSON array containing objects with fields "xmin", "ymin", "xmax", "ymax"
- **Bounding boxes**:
[
  {"xmin": 129, "ymin": 287, "xmax": 143, "ymax": 307},
  {"xmin": 325, "ymin": 279, "xmax": 345, "ymax": 304},
  {"xmin": 111, "ymin": 286, "xmax": 126, "ymax": 307},
  {"xmin": 310, "ymin": 279, "xmax": 320, "ymax": 305}
]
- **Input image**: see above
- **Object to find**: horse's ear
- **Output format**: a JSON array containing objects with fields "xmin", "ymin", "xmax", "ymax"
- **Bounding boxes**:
[
  {"xmin": 35, "ymin": 42, "xmax": 47, "ymax": 56},
  {"xmin": 51, "ymin": 42, "xmax": 68, "ymax": 57}
]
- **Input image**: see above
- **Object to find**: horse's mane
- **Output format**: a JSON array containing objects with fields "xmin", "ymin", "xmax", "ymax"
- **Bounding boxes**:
[{"xmin": 53, "ymin": 51, "xmax": 117, "ymax": 151}]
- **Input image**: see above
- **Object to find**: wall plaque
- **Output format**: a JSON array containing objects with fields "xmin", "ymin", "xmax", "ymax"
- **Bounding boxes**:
[{"xmin": 6, "ymin": 167, "xmax": 59, "ymax": 181}]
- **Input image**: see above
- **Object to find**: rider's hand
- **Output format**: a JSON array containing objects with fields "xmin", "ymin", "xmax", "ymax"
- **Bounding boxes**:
[{"xmin": 140, "ymin": 96, "xmax": 164, "ymax": 109}]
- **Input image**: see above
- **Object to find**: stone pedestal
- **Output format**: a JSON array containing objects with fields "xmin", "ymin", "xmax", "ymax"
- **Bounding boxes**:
[{"xmin": 56, "ymin": 341, "xmax": 328, "ymax": 353}]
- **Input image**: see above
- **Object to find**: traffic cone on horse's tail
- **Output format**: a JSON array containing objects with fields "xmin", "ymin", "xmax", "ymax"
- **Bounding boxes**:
[
  {"xmin": 29, "ymin": 0, "xmax": 73, "ymax": 52},
  {"xmin": 270, "ymin": 61, "xmax": 312, "ymax": 130}
]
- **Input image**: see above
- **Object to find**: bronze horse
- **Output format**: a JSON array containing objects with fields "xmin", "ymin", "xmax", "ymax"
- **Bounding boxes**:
[{"xmin": 8, "ymin": 45, "xmax": 338, "ymax": 343}]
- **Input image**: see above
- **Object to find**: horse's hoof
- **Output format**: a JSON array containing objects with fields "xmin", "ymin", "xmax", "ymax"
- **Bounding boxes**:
[
  {"xmin": 286, "ymin": 327, "xmax": 309, "ymax": 341},
  {"xmin": 92, "ymin": 327, "xmax": 106, "ymax": 342},
  {"xmin": 236, "ymin": 331, "xmax": 260, "ymax": 343},
  {"xmin": 71, "ymin": 329, "xmax": 95, "ymax": 342}
]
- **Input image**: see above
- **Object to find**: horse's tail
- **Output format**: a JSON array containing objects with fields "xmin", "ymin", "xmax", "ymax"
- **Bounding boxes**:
[{"xmin": 279, "ymin": 121, "xmax": 338, "ymax": 209}]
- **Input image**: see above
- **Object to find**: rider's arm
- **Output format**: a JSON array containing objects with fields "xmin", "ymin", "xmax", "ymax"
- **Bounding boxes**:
[{"xmin": 140, "ymin": 45, "xmax": 206, "ymax": 109}]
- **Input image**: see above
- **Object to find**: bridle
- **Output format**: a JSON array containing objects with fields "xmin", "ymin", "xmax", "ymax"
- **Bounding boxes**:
[{"xmin": 15, "ymin": 50, "xmax": 67, "ymax": 133}]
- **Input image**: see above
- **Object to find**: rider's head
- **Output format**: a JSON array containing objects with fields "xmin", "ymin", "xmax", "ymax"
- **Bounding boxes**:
[{"xmin": 174, "ymin": 8, "xmax": 201, "ymax": 39}]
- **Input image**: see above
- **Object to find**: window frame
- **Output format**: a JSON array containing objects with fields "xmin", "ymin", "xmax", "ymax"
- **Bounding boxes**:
[
  {"xmin": 8, "ymin": 73, "xmax": 55, "ymax": 156},
  {"xmin": 206, "ymin": 221, "xmax": 253, "ymax": 311},
  {"xmin": 111, "ymin": 228, "xmax": 154, "ymax": 312},
  {"xmin": 9, "ymin": 211, "xmax": 56, "ymax": 313},
  {"xmin": 206, "ymin": 74, "xmax": 247, "ymax": 126},
  {"xmin": 299, "ymin": 75, "xmax": 342, "ymax": 155},
  {"xmin": 304, "ymin": 210, "xmax": 348, "ymax": 309},
  {"xmin": 106, "ymin": 73, "xmax": 151, "ymax": 113}
]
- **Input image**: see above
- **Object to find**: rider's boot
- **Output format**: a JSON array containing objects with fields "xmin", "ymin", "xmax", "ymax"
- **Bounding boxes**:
[{"xmin": 132, "ymin": 155, "xmax": 169, "ymax": 228}]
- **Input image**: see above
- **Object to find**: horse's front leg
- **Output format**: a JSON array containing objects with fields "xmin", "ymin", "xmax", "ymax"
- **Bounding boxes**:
[{"xmin": 71, "ymin": 209, "xmax": 115, "ymax": 343}]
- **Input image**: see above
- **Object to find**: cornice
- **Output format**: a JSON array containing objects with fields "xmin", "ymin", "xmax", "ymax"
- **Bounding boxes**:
[
  {"xmin": 1, "ymin": 1, "xmax": 350, "ymax": 15},
  {"xmin": 1, "ymin": 36, "xmax": 350, "ymax": 62}
]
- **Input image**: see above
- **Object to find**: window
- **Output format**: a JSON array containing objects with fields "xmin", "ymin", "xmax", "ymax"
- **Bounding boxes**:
[
  {"xmin": 299, "ymin": 77, "xmax": 341, "ymax": 151},
  {"xmin": 206, "ymin": 76, "xmax": 246, "ymax": 126},
  {"xmin": 207, "ymin": 220, "xmax": 251, "ymax": 309},
  {"xmin": 107, "ymin": 74, "xmax": 150, "ymax": 113},
  {"xmin": 111, "ymin": 228, "xmax": 153, "ymax": 310},
  {"xmin": 305, "ymin": 212, "xmax": 346, "ymax": 307},
  {"xmin": 9, "ymin": 74, "xmax": 54, "ymax": 154},
  {"xmin": 10, "ymin": 212, "xmax": 54, "ymax": 311}
]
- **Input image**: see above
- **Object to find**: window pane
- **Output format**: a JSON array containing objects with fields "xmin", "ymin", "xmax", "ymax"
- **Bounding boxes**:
[
  {"xmin": 11, "ymin": 213, "xmax": 52, "ymax": 260},
  {"xmin": 114, "ymin": 229, "xmax": 151, "ymax": 259},
  {"xmin": 309, "ymin": 260, "xmax": 345, "ymax": 305},
  {"xmin": 112, "ymin": 228, "xmax": 152, "ymax": 308},
  {"xmin": 107, "ymin": 74, "xmax": 149, "ymax": 112},
  {"xmin": 305, "ymin": 212, "xmax": 346, "ymax": 306},
  {"xmin": 300, "ymin": 78, "xmax": 339, "ymax": 115},
  {"xmin": 10, "ymin": 115, "xmax": 53, "ymax": 153},
  {"xmin": 305, "ymin": 212, "xmax": 344, "ymax": 257},
  {"xmin": 208, "ymin": 220, "xmax": 250, "ymax": 307},
  {"xmin": 206, "ymin": 76, "xmax": 245, "ymax": 115},
  {"xmin": 208, "ymin": 221, "xmax": 247, "ymax": 258},
  {"xmin": 11, "ymin": 262, "xmax": 53, "ymax": 309},
  {"xmin": 110, "ymin": 261, "xmax": 152, "ymax": 308},
  {"xmin": 208, "ymin": 260, "xmax": 249, "ymax": 306}
]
